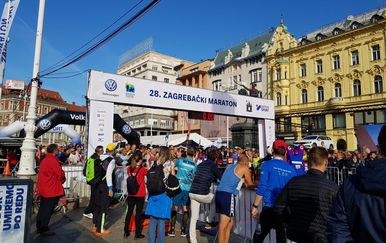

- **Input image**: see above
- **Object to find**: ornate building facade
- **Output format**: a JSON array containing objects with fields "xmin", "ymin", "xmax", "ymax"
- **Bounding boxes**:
[{"xmin": 268, "ymin": 9, "xmax": 386, "ymax": 150}]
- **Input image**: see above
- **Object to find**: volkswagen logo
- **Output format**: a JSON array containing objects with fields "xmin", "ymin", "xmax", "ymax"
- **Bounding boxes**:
[
  {"xmin": 122, "ymin": 124, "xmax": 131, "ymax": 134},
  {"xmin": 39, "ymin": 119, "xmax": 51, "ymax": 130},
  {"xmin": 105, "ymin": 79, "xmax": 117, "ymax": 91}
]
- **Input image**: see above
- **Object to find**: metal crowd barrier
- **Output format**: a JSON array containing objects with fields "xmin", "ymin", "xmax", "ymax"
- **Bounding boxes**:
[
  {"xmin": 326, "ymin": 166, "xmax": 357, "ymax": 185},
  {"xmin": 62, "ymin": 165, "xmax": 84, "ymax": 193}
]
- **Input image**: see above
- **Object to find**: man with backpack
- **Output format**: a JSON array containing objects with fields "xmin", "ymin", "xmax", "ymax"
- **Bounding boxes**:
[
  {"xmin": 169, "ymin": 147, "xmax": 197, "ymax": 237},
  {"xmin": 93, "ymin": 143, "xmax": 116, "ymax": 236},
  {"xmin": 83, "ymin": 145, "xmax": 104, "ymax": 220}
]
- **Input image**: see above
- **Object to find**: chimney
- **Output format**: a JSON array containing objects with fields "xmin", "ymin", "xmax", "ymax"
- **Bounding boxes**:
[{"xmin": 72, "ymin": 101, "xmax": 75, "ymax": 105}]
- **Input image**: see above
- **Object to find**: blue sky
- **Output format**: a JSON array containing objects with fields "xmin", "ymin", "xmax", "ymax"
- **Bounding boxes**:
[{"xmin": 4, "ymin": 0, "xmax": 384, "ymax": 105}]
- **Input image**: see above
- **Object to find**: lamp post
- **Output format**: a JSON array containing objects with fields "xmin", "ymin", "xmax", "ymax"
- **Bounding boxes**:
[{"xmin": 18, "ymin": 0, "xmax": 46, "ymax": 176}]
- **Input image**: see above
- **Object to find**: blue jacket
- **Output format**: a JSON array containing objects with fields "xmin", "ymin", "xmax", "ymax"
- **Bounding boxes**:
[
  {"xmin": 327, "ymin": 159, "xmax": 386, "ymax": 243},
  {"xmin": 256, "ymin": 158, "xmax": 296, "ymax": 208}
]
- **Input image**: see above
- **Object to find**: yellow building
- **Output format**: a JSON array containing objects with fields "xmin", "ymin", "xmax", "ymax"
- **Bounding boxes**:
[
  {"xmin": 174, "ymin": 59, "xmax": 213, "ymax": 133},
  {"xmin": 268, "ymin": 9, "xmax": 386, "ymax": 151}
]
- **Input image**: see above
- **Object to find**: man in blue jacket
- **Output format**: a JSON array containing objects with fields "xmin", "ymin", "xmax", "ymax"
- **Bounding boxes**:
[
  {"xmin": 251, "ymin": 139, "xmax": 296, "ymax": 243},
  {"xmin": 327, "ymin": 125, "xmax": 386, "ymax": 242}
]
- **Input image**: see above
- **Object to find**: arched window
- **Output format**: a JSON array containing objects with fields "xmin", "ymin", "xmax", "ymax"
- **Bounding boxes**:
[
  {"xmin": 353, "ymin": 79, "xmax": 361, "ymax": 96},
  {"xmin": 351, "ymin": 22, "xmax": 360, "ymax": 30},
  {"xmin": 276, "ymin": 92, "xmax": 282, "ymax": 106},
  {"xmin": 335, "ymin": 83, "xmax": 342, "ymax": 98},
  {"xmin": 301, "ymin": 89, "xmax": 308, "ymax": 104},
  {"xmin": 317, "ymin": 86, "xmax": 324, "ymax": 101},
  {"xmin": 374, "ymin": 75, "xmax": 383, "ymax": 93}
]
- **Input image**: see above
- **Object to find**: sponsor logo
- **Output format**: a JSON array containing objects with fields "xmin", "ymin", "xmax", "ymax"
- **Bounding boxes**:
[
  {"xmin": 122, "ymin": 124, "xmax": 132, "ymax": 134},
  {"xmin": 125, "ymin": 83, "xmax": 135, "ymax": 97},
  {"xmin": 97, "ymin": 133, "xmax": 104, "ymax": 136},
  {"xmin": 105, "ymin": 79, "xmax": 117, "ymax": 91},
  {"xmin": 98, "ymin": 123, "xmax": 104, "ymax": 127},
  {"xmin": 70, "ymin": 114, "xmax": 86, "ymax": 120},
  {"xmin": 52, "ymin": 126, "xmax": 63, "ymax": 132},
  {"xmin": 246, "ymin": 101, "xmax": 252, "ymax": 112},
  {"xmin": 98, "ymin": 138, "xmax": 104, "ymax": 142},
  {"xmin": 39, "ymin": 119, "xmax": 51, "ymax": 130},
  {"xmin": 256, "ymin": 104, "xmax": 269, "ymax": 112}
]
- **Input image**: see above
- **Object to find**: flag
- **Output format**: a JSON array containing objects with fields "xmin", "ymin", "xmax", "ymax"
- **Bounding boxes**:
[{"xmin": 0, "ymin": 0, "xmax": 20, "ymax": 83}]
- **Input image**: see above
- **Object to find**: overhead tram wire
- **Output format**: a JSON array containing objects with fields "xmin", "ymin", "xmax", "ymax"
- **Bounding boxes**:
[
  {"xmin": 39, "ymin": 0, "xmax": 146, "ymax": 76},
  {"xmin": 39, "ymin": 0, "xmax": 160, "ymax": 78}
]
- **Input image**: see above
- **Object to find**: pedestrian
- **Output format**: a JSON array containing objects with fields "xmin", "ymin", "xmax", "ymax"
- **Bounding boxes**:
[
  {"xmin": 251, "ymin": 139, "xmax": 296, "ymax": 243},
  {"xmin": 274, "ymin": 147, "xmax": 338, "ymax": 243},
  {"xmin": 83, "ymin": 145, "xmax": 104, "ymax": 220},
  {"xmin": 123, "ymin": 150, "xmax": 147, "ymax": 239},
  {"xmin": 216, "ymin": 156, "xmax": 254, "ymax": 243},
  {"xmin": 146, "ymin": 146, "xmax": 173, "ymax": 243},
  {"xmin": 327, "ymin": 125, "xmax": 386, "ymax": 242},
  {"xmin": 169, "ymin": 147, "xmax": 197, "ymax": 237},
  {"xmin": 36, "ymin": 144, "xmax": 65, "ymax": 236},
  {"xmin": 93, "ymin": 143, "xmax": 116, "ymax": 236},
  {"xmin": 189, "ymin": 148, "xmax": 222, "ymax": 243}
]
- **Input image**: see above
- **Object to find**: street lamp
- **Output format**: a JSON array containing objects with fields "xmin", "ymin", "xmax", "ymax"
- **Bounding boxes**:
[{"xmin": 18, "ymin": 0, "xmax": 46, "ymax": 176}]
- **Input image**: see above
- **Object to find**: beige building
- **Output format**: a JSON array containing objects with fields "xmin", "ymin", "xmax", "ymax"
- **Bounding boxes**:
[
  {"xmin": 174, "ymin": 59, "xmax": 213, "ymax": 134},
  {"xmin": 268, "ymin": 9, "xmax": 386, "ymax": 151},
  {"xmin": 203, "ymin": 31, "xmax": 274, "ymax": 144},
  {"xmin": 116, "ymin": 51, "xmax": 193, "ymax": 136}
]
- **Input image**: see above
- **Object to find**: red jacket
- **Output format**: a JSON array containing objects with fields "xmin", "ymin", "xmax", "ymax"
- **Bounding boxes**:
[
  {"xmin": 127, "ymin": 166, "xmax": 147, "ymax": 197},
  {"xmin": 37, "ymin": 153, "xmax": 66, "ymax": 198}
]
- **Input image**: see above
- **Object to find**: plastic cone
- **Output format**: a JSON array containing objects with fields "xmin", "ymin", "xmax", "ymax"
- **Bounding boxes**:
[{"xmin": 3, "ymin": 161, "xmax": 11, "ymax": 176}]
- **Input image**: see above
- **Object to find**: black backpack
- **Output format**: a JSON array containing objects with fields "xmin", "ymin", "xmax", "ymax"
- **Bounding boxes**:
[
  {"xmin": 164, "ymin": 174, "xmax": 181, "ymax": 198},
  {"xmin": 146, "ymin": 164, "xmax": 166, "ymax": 196},
  {"xmin": 127, "ymin": 166, "xmax": 141, "ymax": 195}
]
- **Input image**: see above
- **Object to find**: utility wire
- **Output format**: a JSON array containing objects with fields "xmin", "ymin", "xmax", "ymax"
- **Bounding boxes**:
[
  {"xmin": 40, "ymin": 0, "xmax": 145, "ymax": 75},
  {"xmin": 39, "ymin": 0, "xmax": 160, "ymax": 77},
  {"xmin": 43, "ymin": 69, "xmax": 90, "ymax": 79}
]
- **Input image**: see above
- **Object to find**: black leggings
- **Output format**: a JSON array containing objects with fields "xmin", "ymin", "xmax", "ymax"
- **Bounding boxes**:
[
  {"xmin": 253, "ymin": 206, "xmax": 286, "ymax": 243},
  {"xmin": 124, "ymin": 196, "xmax": 145, "ymax": 235}
]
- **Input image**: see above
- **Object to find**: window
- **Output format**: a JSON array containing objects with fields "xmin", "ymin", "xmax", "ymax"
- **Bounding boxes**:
[
  {"xmin": 301, "ymin": 115, "xmax": 326, "ymax": 132},
  {"xmin": 333, "ymin": 113, "xmax": 346, "ymax": 129},
  {"xmin": 276, "ymin": 92, "xmax": 282, "ymax": 106},
  {"xmin": 335, "ymin": 83, "xmax": 342, "ymax": 98},
  {"xmin": 164, "ymin": 78, "xmax": 169, "ymax": 83},
  {"xmin": 333, "ymin": 28, "xmax": 341, "ymax": 36},
  {"xmin": 152, "ymin": 76, "xmax": 157, "ymax": 81},
  {"xmin": 372, "ymin": 45, "xmax": 380, "ymax": 61},
  {"xmin": 284, "ymin": 117, "xmax": 291, "ymax": 132},
  {"xmin": 316, "ymin": 34, "xmax": 324, "ymax": 41},
  {"xmin": 316, "ymin": 60, "xmax": 323, "ymax": 73},
  {"xmin": 44, "ymin": 107, "xmax": 48, "ymax": 114},
  {"xmin": 374, "ymin": 75, "xmax": 383, "ymax": 93},
  {"xmin": 333, "ymin": 55, "xmax": 340, "ymax": 69},
  {"xmin": 276, "ymin": 68, "xmax": 281, "ymax": 80},
  {"xmin": 285, "ymin": 95, "xmax": 288, "ymax": 105},
  {"xmin": 300, "ymin": 64, "xmax": 306, "ymax": 77},
  {"xmin": 212, "ymin": 80, "xmax": 221, "ymax": 91},
  {"xmin": 250, "ymin": 68, "xmax": 262, "ymax": 83},
  {"xmin": 257, "ymin": 90, "xmax": 263, "ymax": 98},
  {"xmin": 152, "ymin": 65, "xmax": 158, "ymax": 71},
  {"xmin": 353, "ymin": 79, "xmax": 361, "ymax": 96},
  {"xmin": 317, "ymin": 86, "xmax": 324, "ymax": 101},
  {"xmin": 301, "ymin": 89, "xmax": 308, "ymax": 103},
  {"xmin": 351, "ymin": 22, "xmax": 359, "ymax": 30},
  {"xmin": 352, "ymin": 50, "xmax": 359, "ymax": 65}
]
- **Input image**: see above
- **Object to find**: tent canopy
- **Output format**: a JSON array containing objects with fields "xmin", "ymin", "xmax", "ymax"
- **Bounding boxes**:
[{"xmin": 140, "ymin": 133, "xmax": 213, "ymax": 148}]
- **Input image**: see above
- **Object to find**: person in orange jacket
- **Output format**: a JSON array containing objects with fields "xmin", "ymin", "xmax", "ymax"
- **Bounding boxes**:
[{"xmin": 36, "ymin": 144, "xmax": 66, "ymax": 236}]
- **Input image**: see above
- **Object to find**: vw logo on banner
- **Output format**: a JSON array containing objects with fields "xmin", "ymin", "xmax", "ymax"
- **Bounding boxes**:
[
  {"xmin": 122, "ymin": 124, "xmax": 132, "ymax": 134},
  {"xmin": 39, "ymin": 119, "xmax": 52, "ymax": 130},
  {"xmin": 105, "ymin": 79, "xmax": 117, "ymax": 91}
]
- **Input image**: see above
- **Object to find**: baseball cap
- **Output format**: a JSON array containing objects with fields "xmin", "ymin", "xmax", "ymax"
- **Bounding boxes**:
[
  {"xmin": 272, "ymin": 139, "xmax": 287, "ymax": 151},
  {"xmin": 106, "ymin": 143, "xmax": 116, "ymax": 151}
]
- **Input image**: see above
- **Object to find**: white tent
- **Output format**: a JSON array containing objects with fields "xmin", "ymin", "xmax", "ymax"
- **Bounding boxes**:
[{"xmin": 140, "ymin": 133, "xmax": 213, "ymax": 148}]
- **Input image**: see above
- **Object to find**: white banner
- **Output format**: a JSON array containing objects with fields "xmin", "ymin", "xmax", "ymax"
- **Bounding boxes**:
[
  {"xmin": 0, "ymin": 184, "xmax": 28, "ymax": 243},
  {"xmin": 0, "ymin": 0, "xmax": 20, "ymax": 81},
  {"xmin": 87, "ymin": 100, "xmax": 114, "ymax": 158},
  {"xmin": 87, "ymin": 70, "xmax": 274, "ymax": 120}
]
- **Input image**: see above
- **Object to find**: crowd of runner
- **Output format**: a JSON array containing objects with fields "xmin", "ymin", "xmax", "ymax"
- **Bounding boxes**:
[{"xmin": 33, "ymin": 128, "xmax": 386, "ymax": 243}]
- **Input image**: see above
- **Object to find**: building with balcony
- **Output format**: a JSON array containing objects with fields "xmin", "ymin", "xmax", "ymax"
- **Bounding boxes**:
[
  {"xmin": 268, "ymin": 8, "xmax": 386, "ymax": 150},
  {"xmin": 116, "ymin": 51, "xmax": 193, "ymax": 137},
  {"xmin": 0, "ymin": 86, "xmax": 86, "ymax": 144},
  {"xmin": 174, "ymin": 59, "xmax": 213, "ymax": 134},
  {"xmin": 204, "ymin": 31, "xmax": 274, "ymax": 146}
]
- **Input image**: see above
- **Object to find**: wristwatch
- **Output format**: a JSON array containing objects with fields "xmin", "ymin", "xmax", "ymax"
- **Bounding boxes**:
[{"xmin": 252, "ymin": 203, "xmax": 259, "ymax": 208}]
